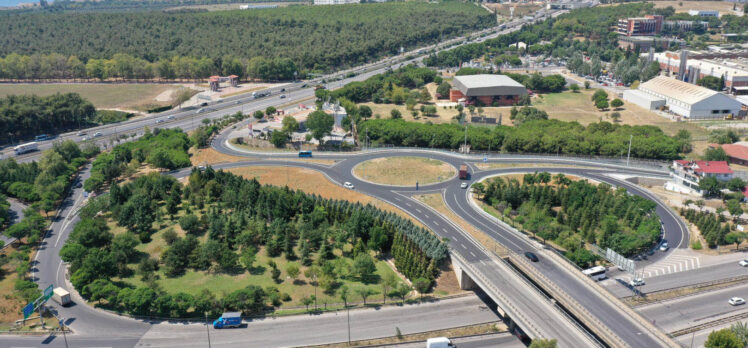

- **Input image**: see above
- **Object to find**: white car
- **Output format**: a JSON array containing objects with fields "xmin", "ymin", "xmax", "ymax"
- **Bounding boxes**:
[
  {"xmin": 93, "ymin": 132, "xmax": 103, "ymax": 137},
  {"xmin": 629, "ymin": 278, "xmax": 645, "ymax": 287},
  {"xmin": 739, "ymin": 259, "xmax": 748, "ymax": 267},
  {"xmin": 343, "ymin": 182, "xmax": 355, "ymax": 189},
  {"xmin": 729, "ymin": 297, "xmax": 745, "ymax": 306},
  {"xmin": 167, "ymin": 115, "xmax": 175, "ymax": 120},
  {"xmin": 659, "ymin": 241, "xmax": 669, "ymax": 251},
  {"xmin": 76, "ymin": 131, "xmax": 86, "ymax": 136},
  {"xmin": 81, "ymin": 137, "xmax": 88, "ymax": 141},
  {"xmin": 460, "ymin": 182, "xmax": 468, "ymax": 189}
]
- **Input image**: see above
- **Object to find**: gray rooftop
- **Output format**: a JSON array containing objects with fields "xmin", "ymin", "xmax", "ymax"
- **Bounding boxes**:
[{"xmin": 452, "ymin": 74, "xmax": 527, "ymax": 97}]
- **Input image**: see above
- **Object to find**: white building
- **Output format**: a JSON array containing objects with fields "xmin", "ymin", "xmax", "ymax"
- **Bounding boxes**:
[
  {"xmin": 668, "ymin": 160, "xmax": 733, "ymax": 195},
  {"xmin": 688, "ymin": 10, "xmax": 720, "ymax": 17},
  {"xmin": 633, "ymin": 76, "xmax": 742, "ymax": 119},
  {"xmin": 313, "ymin": 0, "xmax": 360, "ymax": 4}
]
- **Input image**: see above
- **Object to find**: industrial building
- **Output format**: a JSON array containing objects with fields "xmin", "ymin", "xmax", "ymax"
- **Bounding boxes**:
[
  {"xmin": 649, "ymin": 50, "xmax": 748, "ymax": 94},
  {"xmin": 625, "ymin": 76, "xmax": 741, "ymax": 119},
  {"xmin": 449, "ymin": 74, "xmax": 528, "ymax": 106}
]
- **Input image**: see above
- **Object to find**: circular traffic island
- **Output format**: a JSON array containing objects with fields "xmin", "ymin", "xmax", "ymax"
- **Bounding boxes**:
[{"xmin": 353, "ymin": 156, "xmax": 456, "ymax": 186}]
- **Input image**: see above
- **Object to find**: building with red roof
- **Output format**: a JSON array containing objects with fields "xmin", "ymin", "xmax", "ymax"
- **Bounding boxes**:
[
  {"xmin": 709, "ymin": 143, "xmax": 748, "ymax": 166},
  {"xmin": 670, "ymin": 160, "xmax": 734, "ymax": 195}
]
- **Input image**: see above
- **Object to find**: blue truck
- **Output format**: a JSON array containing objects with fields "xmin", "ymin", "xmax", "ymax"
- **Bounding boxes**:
[{"xmin": 213, "ymin": 312, "xmax": 242, "ymax": 329}]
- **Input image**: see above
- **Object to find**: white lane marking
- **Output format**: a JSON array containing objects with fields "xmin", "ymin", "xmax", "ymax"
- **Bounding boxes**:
[
  {"xmin": 394, "ymin": 197, "xmax": 401, "ymax": 201},
  {"xmin": 470, "ymin": 251, "xmax": 476, "ymax": 258},
  {"xmin": 416, "ymin": 208, "xmax": 422, "ymax": 213},
  {"xmin": 405, "ymin": 202, "xmax": 412, "ymax": 207},
  {"xmin": 434, "ymin": 221, "xmax": 439, "ymax": 226},
  {"xmin": 461, "ymin": 243, "xmax": 467, "ymax": 250}
]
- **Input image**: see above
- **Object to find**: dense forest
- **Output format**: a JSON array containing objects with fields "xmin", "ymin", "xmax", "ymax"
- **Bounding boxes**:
[
  {"xmin": 64, "ymin": 168, "xmax": 448, "ymax": 317},
  {"xmin": 37, "ymin": 0, "xmax": 305, "ymax": 12},
  {"xmin": 475, "ymin": 172, "xmax": 661, "ymax": 266},
  {"xmin": 359, "ymin": 119, "xmax": 689, "ymax": 160},
  {"xmin": 0, "ymin": 2, "xmax": 493, "ymax": 78},
  {"xmin": 0, "ymin": 93, "xmax": 96, "ymax": 145}
]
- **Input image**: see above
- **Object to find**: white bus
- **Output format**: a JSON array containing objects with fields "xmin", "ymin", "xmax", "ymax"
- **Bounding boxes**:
[
  {"xmin": 14, "ymin": 142, "xmax": 38, "ymax": 155},
  {"xmin": 583, "ymin": 266, "xmax": 607, "ymax": 281}
]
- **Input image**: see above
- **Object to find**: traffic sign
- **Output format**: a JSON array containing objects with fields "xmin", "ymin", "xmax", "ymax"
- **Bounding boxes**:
[
  {"xmin": 483, "ymin": 156, "xmax": 488, "ymax": 163},
  {"xmin": 23, "ymin": 303, "xmax": 34, "ymax": 319},
  {"xmin": 43, "ymin": 284, "xmax": 54, "ymax": 302}
]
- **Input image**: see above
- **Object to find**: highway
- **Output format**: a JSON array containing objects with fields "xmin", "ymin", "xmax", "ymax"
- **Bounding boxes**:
[{"xmin": 637, "ymin": 282, "xmax": 748, "ymax": 334}]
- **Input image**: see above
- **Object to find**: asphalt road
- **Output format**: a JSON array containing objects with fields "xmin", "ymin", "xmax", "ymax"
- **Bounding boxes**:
[
  {"xmin": 391, "ymin": 332, "xmax": 525, "ymax": 348},
  {"xmin": 637, "ymin": 282, "xmax": 748, "ymax": 333}
]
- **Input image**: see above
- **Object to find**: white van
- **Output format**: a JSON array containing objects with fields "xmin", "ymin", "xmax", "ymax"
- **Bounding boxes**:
[{"xmin": 426, "ymin": 337, "xmax": 455, "ymax": 348}]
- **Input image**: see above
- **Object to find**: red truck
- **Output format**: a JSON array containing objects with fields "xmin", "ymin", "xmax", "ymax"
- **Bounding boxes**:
[{"xmin": 459, "ymin": 165, "xmax": 469, "ymax": 180}]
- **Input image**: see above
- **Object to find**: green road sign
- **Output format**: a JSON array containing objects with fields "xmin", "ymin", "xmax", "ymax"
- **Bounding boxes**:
[{"xmin": 43, "ymin": 284, "xmax": 54, "ymax": 302}]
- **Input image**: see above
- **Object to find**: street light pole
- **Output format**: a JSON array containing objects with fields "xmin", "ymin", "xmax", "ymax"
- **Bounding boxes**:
[
  {"xmin": 626, "ymin": 134, "xmax": 633, "ymax": 167},
  {"xmin": 60, "ymin": 318, "xmax": 69, "ymax": 348},
  {"xmin": 347, "ymin": 306, "xmax": 351, "ymax": 344},
  {"xmin": 205, "ymin": 312, "xmax": 212, "ymax": 348}
]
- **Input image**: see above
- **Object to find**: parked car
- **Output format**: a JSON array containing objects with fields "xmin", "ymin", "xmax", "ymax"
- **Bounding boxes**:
[
  {"xmin": 729, "ymin": 297, "xmax": 745, "ymax": 306},
  {"xmin": 343, "ymin": 182, "xmax": 355, "ymax": 189},
  {"xmin": 524, "ymin": 251, "xmax": 539, "ymax": 262}
]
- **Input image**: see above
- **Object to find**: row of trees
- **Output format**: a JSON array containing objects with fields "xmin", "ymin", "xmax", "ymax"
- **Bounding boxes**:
[
  {"xmin": 681, "ymin": 208, "xmax": 745, "ymax": 249},
  {"xmin": 475, "ymin": 172, "xmax": 661, "ymax": 264},
  {"xmin": 319, "ymin": 65, "xmax": 439, "ymax": 104},
  {"xmin": 0, "ymin": 93, "xmax": 96, "ymax": 144},
  {"xmin": 360, "ymin": 118, "xmax": 689, "ymax": 160},
  {"xmin": 0, "ymin": 2, "xmax": 493, "ymax": 75}
]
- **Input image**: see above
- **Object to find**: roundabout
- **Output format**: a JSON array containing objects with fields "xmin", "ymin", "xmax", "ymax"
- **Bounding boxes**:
[{"xmin": 352, "ymin": 156, "xmax": 456, "ymax": 187}]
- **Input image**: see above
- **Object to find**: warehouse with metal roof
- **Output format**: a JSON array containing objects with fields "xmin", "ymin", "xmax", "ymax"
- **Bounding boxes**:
[
  {"xmin": 633, "ymin": 76, "xmax": 741, "ymax": 119},
  {"xmin": 450, "ymin": 74, "xmax": 528, "ymax": 106}
]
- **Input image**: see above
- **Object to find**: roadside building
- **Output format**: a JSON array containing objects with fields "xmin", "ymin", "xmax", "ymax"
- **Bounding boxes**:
[
  {"xmin": 688, "ymin": 10, "xmax": 719, "ymax": 17},
  {"xmin": 631, "ymin": 76, "xmax": 741, "ymax": 119},
  {"xmin": 617, "ymin": 15, "xmax": 663, "ymax": 36},
  {"xmin": 709, "ymin": 143, "xmax": 748, "ymax": 165},
  {"xmin": 668, "ymin": 160, "xmax": 733, "ymax": 195},
  {"xmin": 617, "ymin": 36, "xmax": 684, "ymax": 52},
  {"xmin": 449, "ymin": 74, "xmax": 527, "ymax": 106}
]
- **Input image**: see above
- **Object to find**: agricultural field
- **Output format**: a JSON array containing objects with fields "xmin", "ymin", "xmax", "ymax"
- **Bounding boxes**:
[{"xmin": 0, "ymin": 83, "xmax": 189, "ymax": 111}]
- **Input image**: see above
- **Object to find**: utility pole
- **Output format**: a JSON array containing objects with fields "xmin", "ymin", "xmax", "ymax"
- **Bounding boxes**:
[
  {"xmin": 626, "ymin": 134, "xmax": 633, "ymax": 167},
  {"xmin": 60, "ymin": 318, "xmax": 69, "ymax": 348},
  {"xmin": 205, "ymin": 312, "xmax": 212, "ymax": 348},
  {"xmin": 463, "ymin": 122, "xmax": 468, "ymax": 154},
  {"xmin": 347, "ymin": 306, "xmax": 351, "ymax": 344}
]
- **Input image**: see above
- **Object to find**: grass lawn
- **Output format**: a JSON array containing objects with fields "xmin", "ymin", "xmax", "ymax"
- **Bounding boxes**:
[
  {"xmin": 361, "ymin": 102, "xmax": 460, "ymax": 124},
  {"xmin": 354, "ymin": 157, "xmax": 456, "ymax": 186},
  {"xmin": 532, "ymin": 89, "xmax": 709, "ymax": 142},
  {"xmin": 0, "ymin": 83, "xmax": 190, "ymax": 111}
]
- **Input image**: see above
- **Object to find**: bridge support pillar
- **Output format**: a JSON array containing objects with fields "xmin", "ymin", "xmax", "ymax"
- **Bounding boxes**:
[{"xmin": 452, "ymin": 260, "xmax": 477, "ymax": 290}]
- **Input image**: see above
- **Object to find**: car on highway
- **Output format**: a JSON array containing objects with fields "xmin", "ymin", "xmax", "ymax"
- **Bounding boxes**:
[
  {"xmin": 93, "ymin": 132, "xmax": 103, "ymax": 137},
  {"xmin": 460, "ymin": 182, "xmax": 469, "ymax": 189},
  {"xmin": 739, "ymin": 259, "xmax": 748, "ymax": 267},
  {"xmin": 729, "ymin": 297, "xmax": 745, "ymax": 306},
  {"xmin": 343, "ymin": 182, "xmax": 355, "ymax": 189},
  {"xmin": 301, "ymin": 84, "xmax": 308, "ymax": 88},
  {"xmin": 200, "ymin": 102, "xmax": 208, "ymax": 107},
  {"xmin": 659, "ymin": 240, "xmax": 669, "ymax": 251},
  {"xmin": 167, "ymin": 115, "xmax": 175, "ymax": 120},
  {"xmin": 156, "ymin": 119, "xmax": 164, "ymax": 124},
  {"xmin": 197, "ymin": 108, "xmax": 206, "ymax": 114},
  {"xmin": 629, "ymin": 278, "xmax": 645, "ymax": 287},
  {"xmin": 80, "ymin": 137, "xmax": 88, "ymax": 141},
  {"xmin": 280, "ymin": 94, "xmax": 286, "ymax": 99},
  {"xmin": 77, "ymin": 131, "xmax": 86, "ymax": 136},
  {"xmin": 280, "ymin": 88, "xmax": 286, "ymax": 92},
  {"xmin": 524, "ymin": 252, "xmax": 539, "ymax": 262}
]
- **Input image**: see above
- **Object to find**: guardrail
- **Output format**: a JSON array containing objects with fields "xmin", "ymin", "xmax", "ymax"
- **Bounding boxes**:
[
  {"xmin": 450, "ymin": 251, "xmax": 546, "ymax": 340},
  {"xmin": 669, "ymin": 311, "xmax": 748, "ymax": 337}
]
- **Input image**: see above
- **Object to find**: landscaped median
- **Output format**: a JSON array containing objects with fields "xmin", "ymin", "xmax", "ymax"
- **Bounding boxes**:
[{"xmin": 353, "ymin": 156, "xmax": 456, "ymax": 187}]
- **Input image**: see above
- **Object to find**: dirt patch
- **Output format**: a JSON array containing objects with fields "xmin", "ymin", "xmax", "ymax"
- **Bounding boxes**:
[
  {"xmin": 362, "ymin": 102, "xmax": 460, "ymax": 124},
  {"xmin": 649, "ymin": 1, "xmax": 739, "ymax": 15},
  {"xmin": 354, "ymin": 157, "xmax": 456, "ymax": 186},
  {"xmin": 432, "ymin": 261, "xmax": 465, "ymax": 296},
  {"xmin": 227, "ymin": 166, "xmax": 421, "ymax": 226},
  {"xmin": 189, "ymin": 147, "xmax": 251, "ymax": 166}
]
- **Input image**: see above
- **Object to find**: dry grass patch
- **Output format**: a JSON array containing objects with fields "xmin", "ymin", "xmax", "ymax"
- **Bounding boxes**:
[
  {"xmin": 361, "ymin": 102, "xmax": 460, "ymax": 124},
  {"xmin": 650, "ymin": 1, "xmax": 739, "ymax": 14},
  {"xmin": 315, "ymin": 322, "xmax": 507, "ymax": 348},
  {"xmin": 227, "ymin": 166, "xmax": 419, "ymax": 224},
  {"xmin": 0, "ymin": 83, "xmax": 188, "ymax": 110},
  {"xmin": 354, "ymin": 157, "xmax": 456, "ymax": 186},
  {"xmin": 189, "ymin": 147, "xmax": 251, "ymax": 166}
]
